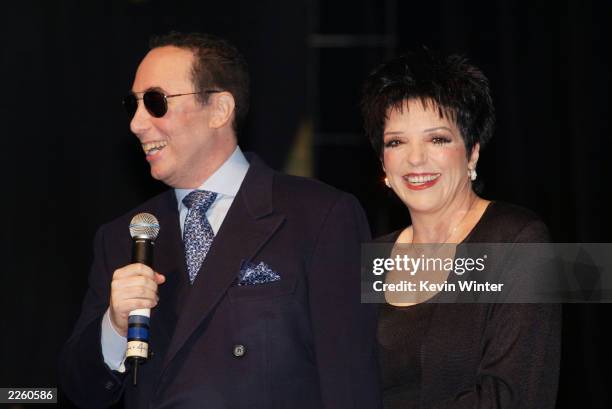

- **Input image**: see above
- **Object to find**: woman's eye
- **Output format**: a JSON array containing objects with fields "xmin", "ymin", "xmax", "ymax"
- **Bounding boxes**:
[
  {"xmin": 384, "ymin": 139, "xmax": 400, "ymax": 148},
  {"xmin": 432, "ymin": 136, "xmax": 451, "ymax": 145}
]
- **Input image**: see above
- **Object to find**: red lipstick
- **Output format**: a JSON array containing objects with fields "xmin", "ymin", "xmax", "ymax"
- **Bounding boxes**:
[{"xmin": 403, "ymin": 173, "xmax": 441, "ymax": 190}]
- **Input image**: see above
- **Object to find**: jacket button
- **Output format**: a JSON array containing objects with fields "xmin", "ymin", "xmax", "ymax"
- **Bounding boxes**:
[
  {"xmin": 105, "ymin": 381, "xmax": 114, "ymax": 390},
  {"xmin": 233, "ymin": 344, "xmax": 246, "ymax": 357}
]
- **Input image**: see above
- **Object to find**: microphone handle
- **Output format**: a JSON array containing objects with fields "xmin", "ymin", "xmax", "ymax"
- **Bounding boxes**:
[
  {"xmin": 132, "ymin": 238, "xmax": 154, "ymax": 266},
  {"xmin": 126, "ymin": 238, "xmax": 155, "ymax": 384}
]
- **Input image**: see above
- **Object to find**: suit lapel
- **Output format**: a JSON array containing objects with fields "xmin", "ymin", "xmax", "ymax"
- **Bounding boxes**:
[
  {"xmin": 161, "ymin": 154, "xmax": 285, "ymax": 371},
  {"xmin": 149, "ymin": 191, "xmax": 188, "ymax": 340}
]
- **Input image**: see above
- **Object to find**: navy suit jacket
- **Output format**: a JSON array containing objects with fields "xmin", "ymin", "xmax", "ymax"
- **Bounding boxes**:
[{"xmin": 60, "ymin": 154, "xmax": 381, "ymax": 409}]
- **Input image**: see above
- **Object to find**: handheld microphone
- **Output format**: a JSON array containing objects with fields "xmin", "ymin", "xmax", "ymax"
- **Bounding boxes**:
[{"xmin": 126, "ymin": 213, "xmax": 160, "ymax": 386}]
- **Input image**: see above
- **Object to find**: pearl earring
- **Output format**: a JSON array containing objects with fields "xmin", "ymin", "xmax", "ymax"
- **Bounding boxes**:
[
  {"xmin": 468, "ymin": 168, "xmax": 477, "ymax": 181},
  {"xmin": 384, "ymin": 177, "xmax": 391, "ymax": 188}
]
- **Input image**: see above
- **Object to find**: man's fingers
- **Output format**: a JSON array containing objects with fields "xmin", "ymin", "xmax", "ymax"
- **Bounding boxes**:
[
  {"xmin": 114, "ymin": 286, "xmax": 159, "ymax": 303},
  {"xmin": 111, "ymin": 291, "xmax": 158, "ymax": 313},
  {"xmin": 109, "ymin": 264, "xmax": 163, "ymax": 333},
  {"xmin": 114, "ymin": 298, "xmax": 158, "ymax": 314},
  {"xmin": 111, "ymin": 274, "xmax": 159, "ymax": 292},
  {"xmin": 155, "ymin": 272, "xmax": 166, "ymax": 284},
  {"xmin": 113, "ymin": 263, "xmax": 155, "ymax": 279}
]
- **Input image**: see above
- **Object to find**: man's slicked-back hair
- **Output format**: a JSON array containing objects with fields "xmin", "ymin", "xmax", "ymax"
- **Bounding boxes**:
[
  {"xmin": 150, "ymin": 32, "xmax": 250, "ymax": 134},
  {"xmin": 361, "ymin": 49, "xmax": 495, "ymax": 159}
]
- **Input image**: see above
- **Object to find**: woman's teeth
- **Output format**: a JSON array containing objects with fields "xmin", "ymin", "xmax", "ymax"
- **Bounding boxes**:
[{"xmin": 405, "ymin": 174, "xmax": 440, "ymax": 184}]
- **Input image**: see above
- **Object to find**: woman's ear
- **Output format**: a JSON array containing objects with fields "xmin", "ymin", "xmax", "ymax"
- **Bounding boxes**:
[{"xmin": 468, "ymin": 142, "xmax": 480, "ymax": 169}]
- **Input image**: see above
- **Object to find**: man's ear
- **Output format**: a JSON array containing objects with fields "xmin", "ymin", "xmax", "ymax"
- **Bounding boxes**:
[{"xmin": 208, "ymin": 92, "xmax": 236, "ymax": 129}]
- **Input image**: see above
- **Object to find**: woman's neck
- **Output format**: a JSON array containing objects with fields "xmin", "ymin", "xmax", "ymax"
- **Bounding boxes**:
[{"xmin": 405, "ymin": 192, "xmax": 488, "ymax": 244}]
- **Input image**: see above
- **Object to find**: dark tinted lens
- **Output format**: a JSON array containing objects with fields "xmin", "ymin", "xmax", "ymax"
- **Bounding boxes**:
[
  {"xmin": 143, "ymin": 91, "xmax": 167, "ymax": 118},
  {"xmin": 122, "ymin": 94, "xmax": 138, "ymax": 118}
]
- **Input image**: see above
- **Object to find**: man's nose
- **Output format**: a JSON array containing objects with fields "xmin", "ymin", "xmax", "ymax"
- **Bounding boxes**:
[{"xmin": 130, "ymin": 100, "xmax": 151, "ymax": 135}]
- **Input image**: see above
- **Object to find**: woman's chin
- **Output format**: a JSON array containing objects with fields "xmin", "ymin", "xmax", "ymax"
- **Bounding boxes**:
[{"xmin": 401, "ymin": 195, "xmax": 443, "ymax": 215}]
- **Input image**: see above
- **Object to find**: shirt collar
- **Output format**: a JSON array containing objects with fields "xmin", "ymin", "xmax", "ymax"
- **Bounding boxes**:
[{"xmin": 174, "ymin": 146, "xmax": 249, "ymax": 207}]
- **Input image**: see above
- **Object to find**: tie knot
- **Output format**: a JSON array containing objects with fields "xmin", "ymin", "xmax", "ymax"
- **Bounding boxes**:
[{"xmin": 182, "ymin": 190, "xmax": 217, "ymax": 212}]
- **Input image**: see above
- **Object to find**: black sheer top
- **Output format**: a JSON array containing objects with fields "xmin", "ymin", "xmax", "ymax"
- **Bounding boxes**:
[{"xmin": 376, "ymin": 201, "xmax": 561, "ymax": 409}]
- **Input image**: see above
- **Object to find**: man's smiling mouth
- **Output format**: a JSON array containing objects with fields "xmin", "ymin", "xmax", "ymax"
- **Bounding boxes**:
[{"xmin": 142, "ymin": 140, "xmax": 168, "ymax": 155}]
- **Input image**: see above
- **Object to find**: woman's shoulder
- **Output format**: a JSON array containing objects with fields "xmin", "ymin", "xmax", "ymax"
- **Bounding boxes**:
[
  {"xmin": 466, "ymin": 201, "xmax": 551, "ymax": 243},
  {"xmin": 484, "ymin": 201, "xmax": 544, "ymax": 224}
]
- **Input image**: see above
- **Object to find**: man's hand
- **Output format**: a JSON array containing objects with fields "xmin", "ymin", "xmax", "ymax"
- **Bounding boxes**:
[{"xmin": 109, "ymin": 263, "xmax": 166, "ymax": 337}]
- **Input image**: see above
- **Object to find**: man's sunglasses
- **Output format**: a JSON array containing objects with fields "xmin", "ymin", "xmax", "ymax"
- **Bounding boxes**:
[{"xmin": 123, "ymin": 89, "xmax": 222, "ymax": 119}]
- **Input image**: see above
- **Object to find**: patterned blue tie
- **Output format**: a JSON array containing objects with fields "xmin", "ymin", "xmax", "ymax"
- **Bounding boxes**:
[{"xmin": 182, "ymin": 190, "xmax": 217, "ymax": 284}]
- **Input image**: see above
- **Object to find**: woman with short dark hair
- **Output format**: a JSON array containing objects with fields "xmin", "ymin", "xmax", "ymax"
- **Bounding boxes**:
[{"xmin": 361, "ymin": 50, "xmax": 560, "ymax": 409}]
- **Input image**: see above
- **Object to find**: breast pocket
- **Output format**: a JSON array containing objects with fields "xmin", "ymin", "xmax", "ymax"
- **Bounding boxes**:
[{"xmin": 228, "ymin": 274, "xmax": 298, "ymax": 301}]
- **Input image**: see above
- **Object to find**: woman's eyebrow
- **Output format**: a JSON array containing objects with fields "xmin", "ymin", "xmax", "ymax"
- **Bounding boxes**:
[{"xmin": 423, "ymin": 126, "xmax": 453, "ymax": 133}]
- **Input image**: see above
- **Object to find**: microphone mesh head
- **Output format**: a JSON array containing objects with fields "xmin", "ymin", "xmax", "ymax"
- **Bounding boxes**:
[{"xmin": 129, "ymin": 213, "xmax": 160, "ymax": 240}]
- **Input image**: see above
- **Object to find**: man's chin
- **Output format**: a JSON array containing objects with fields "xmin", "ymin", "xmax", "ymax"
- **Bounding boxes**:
[{"xmin": 150, "ymin": 167, "xmax": 170, "ymax": 185}]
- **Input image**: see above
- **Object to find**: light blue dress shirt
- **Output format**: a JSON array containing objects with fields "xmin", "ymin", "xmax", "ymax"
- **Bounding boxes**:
[{"xmin": 101, "ymin": 146, "xmax": 250, "ymax": 372}]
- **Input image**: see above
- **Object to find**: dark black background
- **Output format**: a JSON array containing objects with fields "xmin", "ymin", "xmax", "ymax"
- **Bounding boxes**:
[{"xmin": 1, "ymin": 1, "xmax": 610, "ymax": 407}]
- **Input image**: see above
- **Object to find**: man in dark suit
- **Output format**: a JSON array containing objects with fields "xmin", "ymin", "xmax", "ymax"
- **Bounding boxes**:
[{"xmin": 59, "ymin": 32, "xmax": 380, "ymax": 408}]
